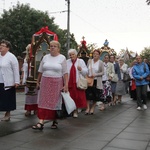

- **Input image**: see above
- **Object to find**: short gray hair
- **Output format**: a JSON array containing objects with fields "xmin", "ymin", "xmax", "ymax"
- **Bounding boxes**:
[{"xmin": 68, "ymin": 49, "xmax": 77, "ymax": 56}]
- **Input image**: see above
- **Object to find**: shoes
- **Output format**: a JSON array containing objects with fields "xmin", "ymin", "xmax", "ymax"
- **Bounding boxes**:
[
  {"xmin": 25, "ymin": 111, "xmax": 31, "ymax": 117},
  {"xmin": 137, "ymin": 106, "xmax": 142, "ymax": 110},
  {"xmin": 84, "ymin": 109, "xmax": 90, "ymax": 115},
  {"xmin": 73, "ymin": 112, "xmax": 78, "ymax": 118},
  {"xmin": 33, "ymin": 110, "xmax": 37, "ymax": 115},
  {"xmin": 1, "ymin": 116, "xmax": 10, "ymax": 121},
  {"xmin": 51, "ymin": 121, "xmax": 58, "ymax": 129},
  {"xmin": 143, "ymin": 104, "xmax": 147, "ymax": 110},
  {"xmin": 84, "ymin": 112, "xmax": 89, "ymax": 115},
  {"xmin": 32, "ymin": 123, "xmax": 44, "ymax": 130}
]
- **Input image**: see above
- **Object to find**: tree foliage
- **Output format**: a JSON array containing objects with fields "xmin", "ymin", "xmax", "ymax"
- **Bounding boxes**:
[
  {"xmin": 0, "ymin": 2, "xmax": 77, "ymax": 57},
  {"xmin": 146, "ymin": 0, "xmax": 150, "ymax": 5},
  {"xmin": 140, "ymin": 47, "xmax": 150, "ymax": 60}
]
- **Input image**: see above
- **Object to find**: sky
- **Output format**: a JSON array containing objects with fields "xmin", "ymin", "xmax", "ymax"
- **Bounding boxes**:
[{"xmin": 1, "ymin": 0, "xmax": 150, "ymax": 54}]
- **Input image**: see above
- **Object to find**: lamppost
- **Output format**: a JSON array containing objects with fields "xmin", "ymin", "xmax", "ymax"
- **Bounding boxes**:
[{"xmin": 65, "ymin": 0, "xmax": 70, "ymax": 53}]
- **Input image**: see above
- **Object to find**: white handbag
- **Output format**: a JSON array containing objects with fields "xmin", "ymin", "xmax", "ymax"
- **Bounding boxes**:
[
  {"xmin": 61, "ymin": 92, "xmax": 76, "ymax": 114},
  {"xmin": 77, "ymin": 74, "xmax": 88, "ymax": 90},
  {"xmin": 111, "ymin": 74, "xmax": 119, "ymax": 82},
  {"xmin": 77, "ymin": 59, "xmax": 88, "ymax": 90}
]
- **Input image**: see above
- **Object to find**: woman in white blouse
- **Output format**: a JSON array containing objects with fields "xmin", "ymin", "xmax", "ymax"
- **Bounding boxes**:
[
  {"xmin": 0, "ymin": 39, "xmax": 20, "ymax": 121},
  {"xmin": 85, "ymin": 50, "xmax": 104, "ymax": 114},
  {"xmin": 32, "ymin": 40, "xmax": 68, "ymax": 130}
]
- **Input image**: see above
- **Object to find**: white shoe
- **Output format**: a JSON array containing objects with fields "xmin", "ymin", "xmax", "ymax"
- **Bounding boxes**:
[
  {"xmin": 137, "ymin": 107, "xmax": 141, "ymax": 110},
  {"xmin": 73, "ymin": 112, "xmax": 78, "ymax": 118},
  {"xmin": 143, "ymin": 104, "xmax": 147, "ymax": 110}
]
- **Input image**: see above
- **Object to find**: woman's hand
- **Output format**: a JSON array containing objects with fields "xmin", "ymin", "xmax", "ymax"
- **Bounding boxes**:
[
  {"xmin": 36, "ymin": 82, "xmax": 40, "ymax": 90},
  {"xmin": 14, "ymin": 83, "xmax": 19, "ymax": 88},
  {"xmin": 77, "ymin": 66, "xmax": 82, "ymax": 71},
  {"xmin": 62, "ymin": 85, "xmax": 68, "ymax": 93}
]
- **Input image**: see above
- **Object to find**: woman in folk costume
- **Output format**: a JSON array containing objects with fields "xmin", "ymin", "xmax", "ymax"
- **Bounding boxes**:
[
  {"xmin": 85, "ymin": 50, "xmax": 104, "ymax": 115},
  {"xmin": 32, "ymin": 40, "xmax": 68, "ymax": 130},
  {"xmin": 67, "ymin": 49, "xmax": 88, "ymax": 118},
  {"xmin": 21, "ymin": 44, "xmax": 38, "ymax": 116},
  {"xmin": 100, "ymin": 55, "xmax": 115, "ymax": 110}
]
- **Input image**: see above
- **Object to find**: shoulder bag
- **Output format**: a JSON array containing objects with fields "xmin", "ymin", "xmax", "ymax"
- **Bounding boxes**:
[
  {"xmin": 86, "ymin": 59, "xmax": 94, "ymax": 87},
  {"xmin": 77, "ymin": 60, "xmax": 88, "ymax": 90}
]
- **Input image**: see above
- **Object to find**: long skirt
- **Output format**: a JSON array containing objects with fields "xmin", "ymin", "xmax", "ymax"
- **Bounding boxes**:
[
  {"xmin": 24, "ymin": 87, "xmax": 38, "ymax": 111},
  {"xmin": 69, "ymin": 83, "xmax": 87, "ymax": 108},
  {"xmin": 111, "ymin": 81, "xmax": 117, "ymax": 93},
  {"xmin": 0, "ymin": 83, "xmax": 16, "ymax": 111},
  {"xmin": 37, "ymin": 76, "xmax": 63, "ymax": 120},
  {"xmin": 115, "ymin": 80, "xmax": 126, "ymax": 95}
]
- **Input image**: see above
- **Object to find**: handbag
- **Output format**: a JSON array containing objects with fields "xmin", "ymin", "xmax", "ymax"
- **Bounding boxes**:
[
  {"xmin": 61, "ymin": 92, "xmax": 76, "ymax": 114},
  {"xmin": 86, "ymin": 76, "xmax": 94, "ymax": 87},
  {"xmin": 86, "ymin": 59, "xmax": 94, "ymax": 87},
  {"xmin": 123, "ymin": 73, "xmax": 131, "ymax": 82},
  {"xmin": 111, "ymin": 74, "xmax": 118, "ymax": 82},
  {"xmin": 56, "ymin": 103, "xmax": 68, "ymax": 119},
  {"xmin": 77, "ymin": 60, "xmax": 88, "ymax": 90},
  {"xmin": 77, "ymin": 74, "xmax": 88, "ymax": 90}
]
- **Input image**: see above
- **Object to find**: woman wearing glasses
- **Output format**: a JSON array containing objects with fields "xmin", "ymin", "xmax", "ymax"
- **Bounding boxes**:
[{"xmin": 0, "ymin": 39, "xmax": 20, "ymax": 121}]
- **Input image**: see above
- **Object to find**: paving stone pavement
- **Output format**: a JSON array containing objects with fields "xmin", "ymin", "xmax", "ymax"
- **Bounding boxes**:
[{"xmin": 1, "ymin": 92, "xmax": 150, "ymax": 150}]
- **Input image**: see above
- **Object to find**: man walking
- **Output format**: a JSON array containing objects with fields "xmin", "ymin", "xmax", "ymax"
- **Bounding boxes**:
[{"xmin": 132, "ymin": 56, "xmax": 149, "ymax": 110}]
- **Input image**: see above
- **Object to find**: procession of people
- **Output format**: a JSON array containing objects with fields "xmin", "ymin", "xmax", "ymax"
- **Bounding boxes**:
[{"xmin": 0, "ymin": 39, "xmax": 150, "ymax": 131}]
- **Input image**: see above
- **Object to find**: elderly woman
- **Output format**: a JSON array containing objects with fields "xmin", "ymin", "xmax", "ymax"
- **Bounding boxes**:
[
  {"xmin": 116, "ymin": 58, "xmax": 128, "ymax": 103},
  {"xmin": 32, "ymin": 40, "xmax": 68, "ymax": 130},
  {"xmin": 101, "ymin": 55, "xmax": 115, "ymax": 109},
  {"xmin": 85, "ymin": 50, "xmax": 104, "ymax": 114},
  {"xmin": 0, "ymin": 39, "xmax": 20, "ymax": 121},
  {"xmin": 67, "ymin": 49, "xmax": 88, "ymax": 118}
]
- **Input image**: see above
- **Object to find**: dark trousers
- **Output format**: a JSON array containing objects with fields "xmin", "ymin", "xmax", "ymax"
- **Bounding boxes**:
[{"xmin": 136, "ymin": 85, "xmax": 147, "ymax": 107}]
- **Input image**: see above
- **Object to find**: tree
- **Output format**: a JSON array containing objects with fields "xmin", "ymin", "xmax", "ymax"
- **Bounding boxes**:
[
  {"xmin": 140, "ymin": 47, "xmax": 150, "ymax": 60},
  {"xmin": 146, "ymin": 0, "xmax": 150, "ymax": 5},
  {"xmin": 0, "ymin": 2, "xmax": 77, "ymax": 57}
]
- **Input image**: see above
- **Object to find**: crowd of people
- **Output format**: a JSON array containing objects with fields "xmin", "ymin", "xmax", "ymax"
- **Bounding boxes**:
[{"xmin": 0, "ymin": 39, "xmax": 150, "ymax": 131}]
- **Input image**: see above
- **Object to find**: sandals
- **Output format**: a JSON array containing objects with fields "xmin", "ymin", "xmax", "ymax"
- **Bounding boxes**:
[
  {"xmin": 51, "ymin": 121, "xmax": 58, "ymax": 129},
  {"xmin": 32, "ymin": 123, "xmax": 44, "ymax": 130}
]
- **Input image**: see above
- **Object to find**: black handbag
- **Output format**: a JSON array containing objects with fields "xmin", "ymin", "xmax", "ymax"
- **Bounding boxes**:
[
  {"xmin": 123, "ymin": 73, "xmax": 131, "ymax": 82},
  {"xmin": 56, "ymin": 103, "xmax": 68, "ymax": 119}
]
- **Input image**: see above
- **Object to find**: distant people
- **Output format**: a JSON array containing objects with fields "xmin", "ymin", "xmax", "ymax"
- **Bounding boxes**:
[
  {"xmin": 116, "ymin": 58, "xmax": 128, "ymax": 103},
  {"xmin": 109, "ymin": 55, "xmax": 121, "ymax": 105},
  {"xmin": 79, "ymin": 51, "xmax": 89, "ymax": 65},
  {"xmin": 21, "ymin": 44, "xmax": 38, "ymax": 117},
  {"xmin": 32, "ymin": 40, "xmax": 68, "ymax": 130},
  {"xmin": 67, "ymin": 49, "xmax": 88, "ymax": 118},
  {"xmin": 132, "ymin": 56, "xmax": 149, "ymax": 110},
  {"xmin": 85, "ymin": 50, "xmax": 104, "ymax": 114},
  {"xmin": 129, "ymin": 60, "xmax": 137, "ymax": 100},
  {"xmin": 0, "ymin": 39, "xmax": 20, "ymax": 121},
  {"xmin": 101, "ymin": 55, "xmax": 115, "ymax": 108}
]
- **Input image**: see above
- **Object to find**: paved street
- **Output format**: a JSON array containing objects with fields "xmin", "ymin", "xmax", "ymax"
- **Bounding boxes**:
[{"xmin": 0, "ymin": 92, "xmax": 150, "ymax": 150}]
